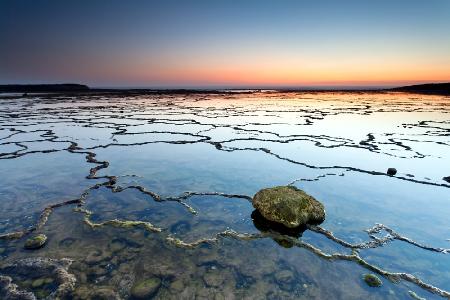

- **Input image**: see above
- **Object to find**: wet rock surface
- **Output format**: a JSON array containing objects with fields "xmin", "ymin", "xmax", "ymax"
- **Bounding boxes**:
[
  {"xmin": 24, "ymin": 234, "xmax": 47, "ymax": 250},
  {"xmin": 0, "ymin": 275, "xmax": 35, "ymax": 300},
  {"xmin": 251, "ymin": 210, "xmax": 306, "ymax": 248},
  {"xmin": 252, "ymin": 186, "xmax": 325, "ymax": 228},
  {"xmin": 363, "ymin": 274, "xmax": 382, "ymax": 287},
  {"xmin": 387, "ymin": 168, "xmax": 397, "ymax": 176},
  {"xmin": 0, "ymin": 257, "xmax": 76, "ymax": 299},
  {"xmin": 130, "ymin": 277, "xmax": 161, "ymax": 299}
]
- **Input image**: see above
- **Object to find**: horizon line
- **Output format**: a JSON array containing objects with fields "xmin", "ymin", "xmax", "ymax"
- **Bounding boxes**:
[{"xmin": 2, "ymin": 82, "xmax": 450, "ymax": 92}]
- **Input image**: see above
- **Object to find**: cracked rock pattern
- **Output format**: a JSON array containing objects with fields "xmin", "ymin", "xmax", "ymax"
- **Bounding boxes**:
[{"xmin": 0, "ymin": 91, "xmax": 449, "ymax": 299}]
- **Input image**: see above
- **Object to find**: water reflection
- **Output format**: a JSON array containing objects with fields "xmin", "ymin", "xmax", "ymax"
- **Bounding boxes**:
[
  {"xmin": 0, "ymin": 91, "xmax": 449, "ymax": 299},
  {"xmin": 251, "ymin": 210, "xmax": 307, "ymax": 248}
]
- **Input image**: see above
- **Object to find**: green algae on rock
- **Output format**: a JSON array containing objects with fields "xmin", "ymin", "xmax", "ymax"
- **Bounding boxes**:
[
  {"xmin": 82, "ymin": 210, "xmax": 162, "ymax": 233},
  {"xmin": 252, "ymin": 186, "xmax": 325, "ymax": 228},
  {"xmin": 131, "ymin": 277, "xmax": 161, "ymax": 299},
  {"xmin": 408, "ymin": 290, "xmax": 426, "ymax": 300},
  {"xmin": 31, "ymin": 277, "xmax": 52, "ymax": 288},
  {"xmin": 363, "ymin": 274, "xmax": 382, "ymax": 287},
  {"xmin": 24, "ymin": 234, "xmax": 47, "ymax": 249}
]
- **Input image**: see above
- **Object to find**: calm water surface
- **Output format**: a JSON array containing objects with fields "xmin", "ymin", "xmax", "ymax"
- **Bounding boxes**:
[{"xmin": 0, "ymin": 91, "xmax": 449, "ymax": 299}]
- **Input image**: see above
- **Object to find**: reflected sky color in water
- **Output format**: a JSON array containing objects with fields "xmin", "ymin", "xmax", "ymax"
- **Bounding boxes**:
[{"xmin": 0, "ymin": 91, "xmax": 449, "ymax": 299}]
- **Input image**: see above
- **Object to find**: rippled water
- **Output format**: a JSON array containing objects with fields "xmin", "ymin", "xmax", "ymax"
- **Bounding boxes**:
[{"xmin": 0, "ymin": 91, "xmax": 449, "ymax": 299}]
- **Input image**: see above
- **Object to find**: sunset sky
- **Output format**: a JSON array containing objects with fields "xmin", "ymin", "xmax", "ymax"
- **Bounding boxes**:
[{"xmin": 1, "ymin": 0, "xmax": 450, "ymax": 88}]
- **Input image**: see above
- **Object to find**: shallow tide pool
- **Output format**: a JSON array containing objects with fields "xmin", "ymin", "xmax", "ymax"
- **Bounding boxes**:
[{"xmin": 0, "ymin": 91, "xmax": 449, "ymax": 299}]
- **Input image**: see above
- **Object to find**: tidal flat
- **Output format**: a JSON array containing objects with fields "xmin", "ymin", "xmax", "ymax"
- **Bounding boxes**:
[{"xmin": 0, "ymin": 91, "xmax": 449, "ymax": 299}]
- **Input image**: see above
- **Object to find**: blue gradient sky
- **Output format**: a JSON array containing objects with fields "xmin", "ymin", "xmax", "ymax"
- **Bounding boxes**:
[{"xmin": 1, "ymin": 0, "xmax": 450, "ymax": 87}]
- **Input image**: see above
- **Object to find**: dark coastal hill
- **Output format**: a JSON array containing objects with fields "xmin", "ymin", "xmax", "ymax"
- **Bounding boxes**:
[
  {"xmin": 1, "ymin": 82, "xmax": 449, "ymax": 95},
  {"xmin": 390, "ymin": 83, "xmax": 450, "ymax": 95},
  {"xmin": 0, "ymin": 84, "xmax": 90, "ymax": 93}
]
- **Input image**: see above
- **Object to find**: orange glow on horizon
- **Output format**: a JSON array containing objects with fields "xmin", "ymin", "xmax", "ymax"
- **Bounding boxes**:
[
  {"xmin": 85, "ymin": 51, "xmax": 450, "ymax": 87},
  {"xmin": 105, "ymin": 65, "xmax": 450, "ymax": 87},
  {"xmin": 48, "ymin": 48, "xmax": 450, "ymax": 87}
]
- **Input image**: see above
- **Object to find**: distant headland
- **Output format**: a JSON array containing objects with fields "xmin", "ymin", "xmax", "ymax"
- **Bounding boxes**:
[
  {"xmin": 389, "ymin": 83, "xmax": 450, "ymax": 95},
  {"xmin": 0, "ymin": 84, "xmax": 90, "ymax": 93},
  {"xmin": 0, "ymin": 82, "xmax": 449, "ymax": 95}
]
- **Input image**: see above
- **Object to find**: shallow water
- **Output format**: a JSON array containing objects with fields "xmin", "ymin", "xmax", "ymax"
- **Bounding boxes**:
[{"xmin": 0, "ymin": 91, "xmax": 449, "ymax": 299}]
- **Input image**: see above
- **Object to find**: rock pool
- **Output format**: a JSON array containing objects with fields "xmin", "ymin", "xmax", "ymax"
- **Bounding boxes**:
[{"xmin": 0, "ymin": 91, "xmax": 449, "ymax": 299}]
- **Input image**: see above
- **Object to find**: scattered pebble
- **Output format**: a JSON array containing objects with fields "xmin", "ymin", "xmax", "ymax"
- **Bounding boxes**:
[
  {"xmin": 24, "ymin": 234, "xmax": 47, "ymax": 250},
  {"xmin": 363, "ymin": 273, "xmax": 382, "ymax": 287}
]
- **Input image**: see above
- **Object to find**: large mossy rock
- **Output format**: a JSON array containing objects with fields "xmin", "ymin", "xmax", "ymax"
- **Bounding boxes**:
[{"xmin": 252, "ymin": 186, "xmax": 325, "ymax": 228}]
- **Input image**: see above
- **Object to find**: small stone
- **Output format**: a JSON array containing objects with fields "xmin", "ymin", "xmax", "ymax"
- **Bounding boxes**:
[
  {"xmin": 85, "ymin": 249, "xmax": 110, "ymax": 265},
  {"xmin": 74, "ymin": 286, "xmax": 91, "ymax": 298},
  {"xmin": 59, "ymin": 237, "xmax": 76, "ymax": 248},
  {"xmin": 443, "ymin": 176, "xmax": 450, "ymax": 183},
  {"xmin": 203, "ymin": 270, "xmax": 224, "ymax": 288},
  {"xmin": 131, "ymin": 277, "xmax": 161, "ymax": 299},
  {"xmin": 214, "ymin": 294, "xmax": 226, "ymax": 300},
  {"xmin": 91, "ymin": 287, "xmax": 120, "ymax": 299},
  {"xmin": 275, "ymin": 270, "xmax": 295, "ymax": 285},
  {"xmin": 252, "ymin": 186, "xmax": 325, "ymax": 228},
  {"xmin": 90, "ymin": 266, "xmax": 108, "ymax": 276},
  {"xmin": 31, "ymin": 277, "xmax": 52, "ymax": 287},
  {"xmin": 78, "ymin": 272, "xmax": 87, "ymax": 283},
  {"xmin": 34, "ymin": 290, "xmax": 49, "ymax": 299},
  {"xmin": 363, "ymin": 274, "xmax": 382, "ymax": 287},
  {"xmin": 109, "ymin": 239, "xmax": 126, "ymax": 253},
  {"xmin": 170, "ymin": 279, "xmax": 185, "ymax": 292},
  {"xmin": 24, "ymin": 234, "xmax": 47, "ymax": 249},
  {"xmin": 274, "ymin": 270, "xmax": 296, "ymax": 290},
  {"xmin": 31, "ymin": 278, "xmax": 45, "ymax": 288},
  {"xmin": 387, "ymin": 168, "xmax": 397, "ymax": 176}
]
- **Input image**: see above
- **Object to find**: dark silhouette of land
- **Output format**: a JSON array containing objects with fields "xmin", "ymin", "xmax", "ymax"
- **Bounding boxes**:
[
  {"xmin": 390, "ymin": 83, "xmax": 450, "ymax": 95},
  {"xmin": 0, "ymin": 82, "xmax": 449, "ymax": 95},
  {"xmin": 0, "ymin": 84, "xmax": 89, "ymax": 93}
]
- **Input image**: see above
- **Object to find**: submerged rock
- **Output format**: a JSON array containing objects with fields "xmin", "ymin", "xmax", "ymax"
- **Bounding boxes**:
[
  {"xmin": 73, "ymin": 286, "xmax": 120, "ymax": 300},
  {"xmin": 251, "ymin": 210, "xmax": 306, "ymax": 248},
  {"xmin": 274, "ymin": 270, "xmax": 296, "ymax": 290},
  {"xmin": 85, "ymin": 249, "xmax": 111, "ymax": 265},
  {"xmin": 130, "ymin": 277, "xmax": 161, "ymax": 299},
  {"xmin": 363, "ymin": 274, "xmax": 382, "ymax": 287},
  {"xmin": 31, "ymin": 277, "xmax": 52, "ymax": 288},
  {"xmin": 0, "ymin": 258, "xmax": 76, "ymax": 299},
  {"xmin": 387, "ymin": 168, "xmax": 397, "ymax": 176},
  {"xmin": 109, "ymin": 238, "xmax": 127, "ymax": 253},
  {"xmin": 252, "ymin": 186, "xmax": 325, "ymax": 228},
  {"xmin": 24, "ymin": 234, "xmax": 47, "ymax": 249},
  {"xmin": 0, "ymin": 275, "xmax": 35, "ymax": 300},
  {"xmin": 90, "ymin": 287, "xmax": 120, "ymax": 299},
  {"xmin": 203, "ymin": 270, "xmax": 225, "ymax": 288},
  {"xmin": 169, "ymin": 279, "xmax": 185, "ymax": 292}
]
